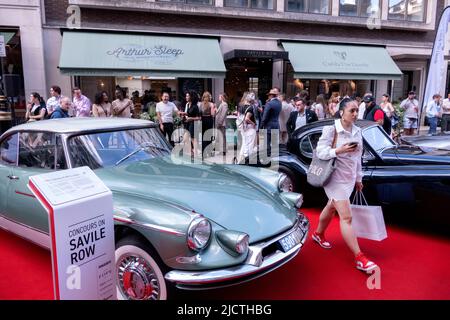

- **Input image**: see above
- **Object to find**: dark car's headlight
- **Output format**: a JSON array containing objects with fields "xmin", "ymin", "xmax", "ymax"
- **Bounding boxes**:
[
  {"xmin": 216, "ymin": 230, "xmax": 249, "ymax": 256},
  {"xmin": 187, "ymin": 217, "xmax": 211, "ymax": 251}
]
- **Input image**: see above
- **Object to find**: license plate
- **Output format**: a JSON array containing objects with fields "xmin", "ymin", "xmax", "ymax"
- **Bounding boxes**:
[{"xmin": 279, "ymin": 228, "xmax": 303, "ymax": 252}]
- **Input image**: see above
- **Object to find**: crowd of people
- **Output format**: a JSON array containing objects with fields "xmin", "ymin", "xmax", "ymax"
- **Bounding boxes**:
[{"xmin": 24, "ymin": 84, "xmax": 450, "ymax": 162}]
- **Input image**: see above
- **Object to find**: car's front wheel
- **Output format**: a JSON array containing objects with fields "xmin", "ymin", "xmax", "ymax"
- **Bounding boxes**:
[{"xmin": 115, "ymin": 235, "xmax": 167, "ymax": 300}]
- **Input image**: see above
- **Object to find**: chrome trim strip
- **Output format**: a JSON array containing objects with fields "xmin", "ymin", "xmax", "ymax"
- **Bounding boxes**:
[
  {"xmin": 165, "ymin": 216, "xmax": 309, "ymax": 286},
  {"xmin": 0, "ymin": 213, "xmax": 50, "ymax": 249},
  {"xmin": 114, "ymin": 216, "xmax": 186, "ymax": 237}
]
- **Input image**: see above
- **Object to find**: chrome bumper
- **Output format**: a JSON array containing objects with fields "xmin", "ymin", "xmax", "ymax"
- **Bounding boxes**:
[{"xmin": 164, "ymin": 214, "xmax": 309, "ymax": 290}]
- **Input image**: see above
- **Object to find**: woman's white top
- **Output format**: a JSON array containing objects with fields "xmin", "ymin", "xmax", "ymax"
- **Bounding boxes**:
[
  {"xmin": 316, "ymin": 119, "xmax": 364, "ymax": 200},
  {"xmin": 312, "ymin": 103, "xmax": 325, "ymax": 120}
]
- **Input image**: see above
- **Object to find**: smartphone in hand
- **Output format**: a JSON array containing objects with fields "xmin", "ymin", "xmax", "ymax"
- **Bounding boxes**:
[{"xmin": 348, "ymin": 141, "xmax": 358, "ymax": 148}]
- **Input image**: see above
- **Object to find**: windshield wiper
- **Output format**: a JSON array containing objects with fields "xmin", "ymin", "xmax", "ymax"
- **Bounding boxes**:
[{"xmin": 114, "ymin": 142, "xmax": 168, "ymax": 166}]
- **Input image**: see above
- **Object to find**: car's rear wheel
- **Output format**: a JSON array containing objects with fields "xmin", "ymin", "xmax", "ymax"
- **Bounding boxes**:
[
  {"xmin": 115, "ymin": 235, "xmax": 167, "ymax": 300},
  {"xmin": 279, "ymin": 165, "xmax": 298, "ymax": 193}
]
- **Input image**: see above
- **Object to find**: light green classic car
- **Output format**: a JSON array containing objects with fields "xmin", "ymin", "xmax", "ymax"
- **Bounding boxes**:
[{"xmin": 0, "ymin": 118, "xmax": 309, "ymax": 300}]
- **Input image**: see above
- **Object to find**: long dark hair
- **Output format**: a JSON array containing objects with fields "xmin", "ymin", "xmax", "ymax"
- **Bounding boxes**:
[
  {"xmin": 95, "ymin": 91, "xmax": 108, "ymax": 105},
  {"xmin": 31, "ymin": 92, "xmax": 45, "ymax": 106}
]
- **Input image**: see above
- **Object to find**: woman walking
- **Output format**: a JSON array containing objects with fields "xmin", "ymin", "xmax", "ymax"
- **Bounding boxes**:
[
  {"xmin": 312, "ymin": 98, "xmax": 378, "ymax": 273},
  {"xmin": 239, "ymin": 96, "xmax": 257, "ymax": 164}
]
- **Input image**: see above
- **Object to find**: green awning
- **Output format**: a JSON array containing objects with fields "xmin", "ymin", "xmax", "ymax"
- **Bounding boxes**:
[
  {"xmin": 282, "ymin": 42, "xmax": 402, "ymax": 80},
  {"xmin": 0, "ymin": 32, "xmax": 15, "ymax": 45},
  {"xmin": 59, "ymin": 32, "xmax": 226, "ymax": 78}
]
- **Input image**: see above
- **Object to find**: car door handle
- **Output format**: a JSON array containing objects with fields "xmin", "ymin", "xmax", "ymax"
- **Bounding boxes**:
[{"xmin": 7, "ymin": 175, "xmax": 19, "ymax": 180}]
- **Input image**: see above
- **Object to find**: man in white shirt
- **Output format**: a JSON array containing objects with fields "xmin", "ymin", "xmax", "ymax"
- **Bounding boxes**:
[
  {"xmin": 400, "ymin": 91, "xmax": 419, "ymax": 136},
  {"xmin": 441, "ymin": 93, "xmax": 450, "ymax": 132},
  {"xmin": 286, "ymin": 98, "xmax": 318, "ymax": 139},
  {"xmin": 425, "ymin": 94, "xmax": 442, "ymax": 135},
  {"xmin": 156, "ymin": 92, "xmax": 180, "ymax": 146}
]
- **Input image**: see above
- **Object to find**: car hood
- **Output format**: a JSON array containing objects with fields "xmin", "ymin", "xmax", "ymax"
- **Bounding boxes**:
[
  {"xmin": 382, "ymin": 145, "xmax": 450, "ymax": 164},
  {"xmin": 401, "ymin": 134, "xmax": 450, "ymax": 151},
  {"xmin": 95, "ymin": 157, "xmax": 297, "ymax": 243}
]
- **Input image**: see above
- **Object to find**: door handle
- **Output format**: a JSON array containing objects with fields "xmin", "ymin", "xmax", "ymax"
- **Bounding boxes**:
[{"xmin": 7, "ymin": 175, "xmax": 19, "ymax": 180}]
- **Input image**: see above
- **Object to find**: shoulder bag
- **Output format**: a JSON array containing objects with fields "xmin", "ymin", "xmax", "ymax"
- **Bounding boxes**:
[{"xmin": 306, "ymin": 127, "xmax": 338, "ymax": 187}]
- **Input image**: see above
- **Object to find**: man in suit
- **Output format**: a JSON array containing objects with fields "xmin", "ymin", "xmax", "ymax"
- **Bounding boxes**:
[
  {"xmin": 261, "ymin": 88, "xmax": 282, "ymax": 156},
  {"xmin": 287, "ymin": 97, "xmax": 318, "ymax": 139}
]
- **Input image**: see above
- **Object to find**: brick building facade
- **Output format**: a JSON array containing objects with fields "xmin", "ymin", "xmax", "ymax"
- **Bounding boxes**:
[{"xmin": 39, "ymin": 0, "xmax": 445, "ymax": 108}]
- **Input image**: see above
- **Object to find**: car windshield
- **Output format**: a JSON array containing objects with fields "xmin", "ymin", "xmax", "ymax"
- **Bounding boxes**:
[
  {"xmin": 68, "ymin": 127, "xmax": 172, "ymax": 169},
  {"xmin": 362, "ymin": 126, "xmax": 396, "ymax": 153}
]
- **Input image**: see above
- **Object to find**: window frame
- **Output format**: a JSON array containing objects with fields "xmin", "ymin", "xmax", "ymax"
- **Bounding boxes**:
[
  {"xmin": 387, "ymin": 0, "xmax": 427, "ymax": 22},
  {"xmin": 285, "ymin": 0, "xmax": 331, "ymax": 15},
  {"xmin": 339, "ymin": 0, "xmax": 381, "ymax": 18},
  {"xmin": 155, "ymin": 0, "xmax": 216, "ymax": 6},
  {"xmin": 224, "ymin": 0, "xmax": 276, "ymax": 10}
]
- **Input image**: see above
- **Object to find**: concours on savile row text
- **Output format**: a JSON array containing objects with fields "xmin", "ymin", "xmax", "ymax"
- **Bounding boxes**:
[{"xmin": 0, "ymin": 0, "xmax": 449, "ymax": 302}]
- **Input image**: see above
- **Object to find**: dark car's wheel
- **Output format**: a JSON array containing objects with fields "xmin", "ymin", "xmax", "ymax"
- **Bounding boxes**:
[
  {"xmin": 279, "ymin": 165, "xmax": 298, "ymax": 193},
  {"xmin": 115, "ymin": 235, "xmax": 168, "ymax": 300}
]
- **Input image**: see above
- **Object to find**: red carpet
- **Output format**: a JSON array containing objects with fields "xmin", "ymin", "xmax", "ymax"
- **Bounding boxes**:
[{"xmin": 1, "ymin": 208, "xmax": 449, "ymax": 300}]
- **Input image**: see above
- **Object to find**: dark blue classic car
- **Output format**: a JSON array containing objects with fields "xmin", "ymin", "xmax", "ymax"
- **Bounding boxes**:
[{"xmin": 250, "ymin": 120, "xmax": 450, "ymax": 232}]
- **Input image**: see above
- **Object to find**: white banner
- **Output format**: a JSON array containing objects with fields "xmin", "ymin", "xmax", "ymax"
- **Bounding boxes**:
[{"xmin": 421, "ymin": 6, "xmax": 450, "ymax": 118}]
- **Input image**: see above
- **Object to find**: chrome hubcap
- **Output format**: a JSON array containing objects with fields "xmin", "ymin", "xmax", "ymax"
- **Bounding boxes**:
[{"xmin": 117, "ymin": 255, "xmax": 160, "ymax": 300}]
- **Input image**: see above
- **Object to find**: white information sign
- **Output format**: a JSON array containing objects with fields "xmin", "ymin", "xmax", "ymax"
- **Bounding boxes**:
[
  {"xmin": 28, "ymin": 166, "xmax": 116, "ymax": 300},
  {"xmin": 0, "ymin": 35, "xmax": 6, "ymax": 57}
]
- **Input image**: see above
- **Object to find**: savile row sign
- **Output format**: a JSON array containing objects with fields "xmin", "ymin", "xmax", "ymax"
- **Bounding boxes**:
[
  {"xmin": 28, "ymin": 167, "xmax": 116, "ymax": 300},
  {"xmin": 106, "ymin": 45, "xmax": 184, "ymax": 62}
]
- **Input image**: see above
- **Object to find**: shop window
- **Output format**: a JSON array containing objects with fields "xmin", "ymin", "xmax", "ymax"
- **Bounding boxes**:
[
  {"xmin": 224, "ymin": 0, "xmax": 274, "ymax": 10},
  {"xmin": 339, "ymin": 0, "xmax": 380, "ymax": 18},
  {"xmin": 388, "ymin": 0, "xmax": 426, "ymax": 22},
  {"xmin": 286, "ymin": 0, "xmax": 330, "ymax": 14}
]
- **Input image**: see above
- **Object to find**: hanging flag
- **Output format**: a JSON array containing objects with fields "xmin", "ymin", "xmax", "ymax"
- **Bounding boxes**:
[{"xmin": 421, "ymin": 6, "xmax": 450, "ymax": 121}]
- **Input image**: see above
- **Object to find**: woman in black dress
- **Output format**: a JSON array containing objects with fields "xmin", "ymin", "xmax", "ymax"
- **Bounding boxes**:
[
  {"xmin": 182, "ymin": 91, "xmax": 201, "ymax": 158},
  {"xmin": 200, "ymin": 91, "xmax": 216, "ymax": 158}
]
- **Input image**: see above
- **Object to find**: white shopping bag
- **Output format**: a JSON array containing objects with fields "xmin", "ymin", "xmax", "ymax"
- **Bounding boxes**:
[{"xmin": 351, "ymin": 191, "xmax": 387, "ymax": 241}]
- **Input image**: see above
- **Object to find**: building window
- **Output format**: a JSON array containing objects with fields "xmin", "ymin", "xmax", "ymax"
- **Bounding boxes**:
[
  {"xmin": 388, "ymin": 0, "xmax": 426, "ymax": 22},
  {"xmin": 156, "ymin": 0, "xmax": 214, "ymax": 5},
  {"xmin": 249, "ymin": 77, "xmax": 259, "ymax": 92},
  {"xmin": 286, "ymin": 0, "xmax": 330, "ymax": 14},
  {"xmin": 224, "ymin": 0, "xmax": 275, "ymax": 10},
  {"xmin": 339, "ymin": 0, "xmax": 380, "ymax": 18}
]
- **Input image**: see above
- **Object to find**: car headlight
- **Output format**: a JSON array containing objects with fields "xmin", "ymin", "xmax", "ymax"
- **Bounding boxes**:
[
  {"xmin": 187, "ymin": 217, "xmax": 211, "ymax": 251},
  {"xmin": 278, "ymin": 173, "xmax": 289, "ymax": 192},
  {"xmin": 280, "ymin": 192, "xmax": 304, "ymax": 209},
  {"xmin": 216, "ymin": 230, "xmax": 249, "ymax": 256}
]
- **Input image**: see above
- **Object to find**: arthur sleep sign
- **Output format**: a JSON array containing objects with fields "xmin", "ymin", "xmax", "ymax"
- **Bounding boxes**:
[{"xmin": 28, "ymin": 166, "xmax": 116, "ymax": 300}]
